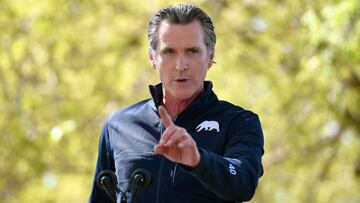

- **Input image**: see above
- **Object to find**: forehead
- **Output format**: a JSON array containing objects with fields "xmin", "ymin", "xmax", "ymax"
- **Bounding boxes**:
[{"xmin": 157, "ymin": 20, "xmax": 206, "ymax": 49}]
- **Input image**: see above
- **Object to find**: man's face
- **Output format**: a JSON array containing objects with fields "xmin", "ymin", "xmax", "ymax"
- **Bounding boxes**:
[{"xmin": 149, "ymin": 20, "xmax": 213, "ymax": 102}]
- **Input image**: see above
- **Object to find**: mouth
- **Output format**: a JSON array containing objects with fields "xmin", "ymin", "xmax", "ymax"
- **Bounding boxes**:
[{"xmin": 175, "ymin": 78, "xmax": 189, "ymax": 83}]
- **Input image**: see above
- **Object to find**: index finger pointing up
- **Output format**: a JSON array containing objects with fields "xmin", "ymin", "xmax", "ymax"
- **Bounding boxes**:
[{"xmin": 159, "ymin": 105, "xmax": 173, "ymax": 128}]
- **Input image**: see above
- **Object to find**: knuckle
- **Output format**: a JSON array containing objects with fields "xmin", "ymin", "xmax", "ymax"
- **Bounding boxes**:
[{"xmin": 179, "ymin": 128, "xmax": 187, "ymax": 134}]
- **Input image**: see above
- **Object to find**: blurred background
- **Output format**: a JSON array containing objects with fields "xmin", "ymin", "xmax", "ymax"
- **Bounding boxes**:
[{"xmin": 1, "ymin": 0, "xmax": 359, "ymax": 202}]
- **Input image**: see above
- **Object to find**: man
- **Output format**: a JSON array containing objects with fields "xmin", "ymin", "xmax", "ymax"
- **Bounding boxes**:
[{"xmin": 89, "ymin": 4, "xmax": 264, "ymax": 203}]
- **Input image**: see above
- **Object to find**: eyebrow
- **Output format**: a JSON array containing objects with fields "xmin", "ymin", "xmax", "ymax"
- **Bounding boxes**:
[
  {"xmin": 159, "ymin": 46, "xmax": 202, "ymax": 53},
  {"xmin": 186, "ymin": 47, "xmax": 202, "ymax": 52}
]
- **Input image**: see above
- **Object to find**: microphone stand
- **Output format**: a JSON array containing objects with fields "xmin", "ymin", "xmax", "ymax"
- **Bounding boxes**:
[
  {"xmin": 130, "ymin": 168, "xmax": 152, "ymax": 203},
  {"xmin": 97, "ymin": 168, "xmax": 152, "ymax": 203},
  {"xmin": 97, "ymin": 170, "xmax": 127, "ymax": 203}
]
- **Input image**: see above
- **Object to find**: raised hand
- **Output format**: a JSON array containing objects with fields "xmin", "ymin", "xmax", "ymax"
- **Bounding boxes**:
[{"xmin": 153, "ymin": 106, "xmax": 200, "ymax": 168}]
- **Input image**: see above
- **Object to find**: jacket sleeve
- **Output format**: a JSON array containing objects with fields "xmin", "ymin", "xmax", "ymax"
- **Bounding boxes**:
[
  {"xmin": 183, "ymin": 112, "xmax": 264, "ymax": 202},
  {"xmin": 88, "ymin": 122, "xmax": 116, "ymax": 203}
]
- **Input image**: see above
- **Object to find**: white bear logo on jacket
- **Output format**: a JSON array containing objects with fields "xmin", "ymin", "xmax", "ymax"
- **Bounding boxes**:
[{"xmin": 196, "ymin": 121, "xmax": 220, "ymax": 132}]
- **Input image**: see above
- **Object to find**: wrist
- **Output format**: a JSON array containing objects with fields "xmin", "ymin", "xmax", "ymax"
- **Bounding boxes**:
[{"xmin": 184, "ymin": 150, "xmax": 201, "ymax": 169}]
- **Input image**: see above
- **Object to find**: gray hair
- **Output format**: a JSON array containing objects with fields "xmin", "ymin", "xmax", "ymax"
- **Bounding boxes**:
[{"xmin": 147, "ymin": 4, "xmax": 216, "ymax": 52}]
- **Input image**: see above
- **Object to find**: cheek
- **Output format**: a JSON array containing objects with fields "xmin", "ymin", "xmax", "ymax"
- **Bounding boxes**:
[
  {"xmin": 193, "ymin": 63, "xmax": 209, "ymax": 78},
  {"xmin": 158, "ymin": 56, "xmax": 176, "ymax": 69},
  {"xmin": 156, "ymin": 65, "xmax": 171, "ymax": 82}
]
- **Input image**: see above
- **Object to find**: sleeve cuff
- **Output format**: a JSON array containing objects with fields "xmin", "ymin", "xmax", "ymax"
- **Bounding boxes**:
[{"xmin": 180, "ymin": 148, "xmax": 213, "ymax": 177}]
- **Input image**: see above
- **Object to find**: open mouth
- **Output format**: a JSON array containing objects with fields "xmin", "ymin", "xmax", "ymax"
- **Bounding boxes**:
[{"xmin": 175, "ymin": 77, "xmax": 190, "ymax": 84}]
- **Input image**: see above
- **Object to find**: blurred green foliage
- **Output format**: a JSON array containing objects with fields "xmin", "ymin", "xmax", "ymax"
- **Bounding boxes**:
[{"xmin": 0, "ymin": 0, "xmax": 359, "ymax": 202}]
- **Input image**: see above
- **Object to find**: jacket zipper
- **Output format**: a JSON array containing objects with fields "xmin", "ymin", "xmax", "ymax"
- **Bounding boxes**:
[
  {"xmin": 156, "ymin": 115, "xmax": 179, "ymax": 202},
  {"xmin": 156, "ymin": 123, "xmax": 164, "ymax": 203},
  {"xmin": 171, "ymin": 117, "xmax": 179, "ymax": 185},
  {"xmin": 172, "ymin": 164, "xmax": 178, "ymax": 184}
]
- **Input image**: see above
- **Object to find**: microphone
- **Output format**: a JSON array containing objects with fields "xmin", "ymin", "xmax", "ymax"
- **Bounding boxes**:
[
  {"xmin": 96, "ymin": 170, "xmax": 119, "ymax": 203},
  {"xmin": 130, "ymin": 168, "xmax": 152, "ymax": 202}
]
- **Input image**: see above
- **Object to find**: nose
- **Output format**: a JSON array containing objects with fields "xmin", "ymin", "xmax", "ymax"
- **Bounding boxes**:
[{"xmin": 175, "ymin": 56, "xmax": 188, "ymax": 71}]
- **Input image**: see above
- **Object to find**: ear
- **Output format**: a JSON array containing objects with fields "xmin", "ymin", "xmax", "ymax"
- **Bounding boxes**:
[
  {"xmin": 148, "ymin": 48, "xmax": 156, "ymax": 69},
  {"xmin": 207, "ymin": 47, "xmax": 215, "ymax": 69}
]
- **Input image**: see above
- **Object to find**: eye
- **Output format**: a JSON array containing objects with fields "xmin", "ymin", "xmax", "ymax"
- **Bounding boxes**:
[
  {"xmin": 188, "ymin": 48, "xmax": 200, "ymax": 55},
  {"xmin": 191, "ymin": 49, "xmax": 199, "ymax": 53},
  {"xmin": 163, "ymin": 49, "xmax": 175, "ymax": 55}
]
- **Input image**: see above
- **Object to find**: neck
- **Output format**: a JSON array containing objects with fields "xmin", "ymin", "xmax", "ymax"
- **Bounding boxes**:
[{"xmin": 162, "ymin": 90, "xmax": 202, "ymax": 120}]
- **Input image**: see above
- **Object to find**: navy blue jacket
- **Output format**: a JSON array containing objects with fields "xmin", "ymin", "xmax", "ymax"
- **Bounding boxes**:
[{"xmin": 89, "ymin": 81, "xmax": 264, "ymax": 203}]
